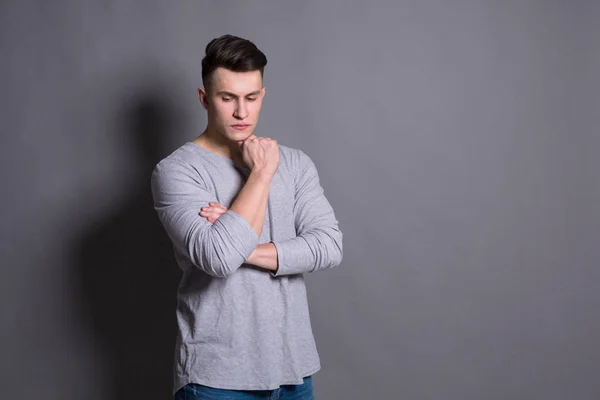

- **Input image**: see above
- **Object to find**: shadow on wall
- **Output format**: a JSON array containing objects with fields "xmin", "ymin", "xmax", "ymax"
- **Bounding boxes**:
[{"xmin": 73, "ymin": 94, "xmax": 182, "ymax": 399}]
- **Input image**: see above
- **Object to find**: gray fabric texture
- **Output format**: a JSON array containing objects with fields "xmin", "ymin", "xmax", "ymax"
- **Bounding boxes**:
[{"xmin": 150, "ymin": 141, "xmax": 343, "ymax": 394}]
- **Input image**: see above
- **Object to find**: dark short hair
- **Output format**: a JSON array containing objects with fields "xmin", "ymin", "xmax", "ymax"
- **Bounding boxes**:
[{"xmin": 201, "ymin": 34, "xmax": 268, "ymax": 91}]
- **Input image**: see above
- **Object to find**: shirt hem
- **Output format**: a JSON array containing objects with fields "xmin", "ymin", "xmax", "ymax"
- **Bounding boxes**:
[{"xmin": 172, "ymin": 363, "xmax": 321, "ymax": 395}]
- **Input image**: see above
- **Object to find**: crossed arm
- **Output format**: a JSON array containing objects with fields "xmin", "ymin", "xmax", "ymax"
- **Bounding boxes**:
[
  {"xmin": 151, "ymin": 150, "xmax": 342, "ymax": 278},
  {"xmin": 200, "ymin": 202, "xmax": 279, "ymax": 272}
]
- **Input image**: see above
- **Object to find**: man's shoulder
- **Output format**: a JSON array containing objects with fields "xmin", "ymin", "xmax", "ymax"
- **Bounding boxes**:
[
  {"xmin": 151, "ymin": 142, "xmax": 197, "ymax": 178},
  {"xmin": 277, "ymin": 143, "xmax": 310, "ymax": 167},
  {"xmin": 160, "ymin": 142, "xmax": 196, "ymax": 163}
]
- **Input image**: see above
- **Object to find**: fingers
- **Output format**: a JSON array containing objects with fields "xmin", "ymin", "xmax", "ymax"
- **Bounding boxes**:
[
  {"xmin": 209, "ymin": 202, "xmax": 227, "ymax": 210},
  {"xmin": 248, "ymin": 135, "xmax": 275, "ymax": 142},
  {"xmin": 199, "ymin": 206, "xmax": 226, "ymax": 216},
  {"xmin": 238, "ymin": 135, "xmax": 278, "ymax": 174},
  {"xmin": 199, "ymin": 202, "xmax": 228, "ymax": 223},
  {"xmin": 199, "ymin": 209, "xmax": 221, "ymax": 223},
  {"xmin": 238, "ymin": 135, "xmax": 255, "ymax": 148},
  {"xmin": 238, "ymin": 135, "xmax": 256, "ymax": 151}
]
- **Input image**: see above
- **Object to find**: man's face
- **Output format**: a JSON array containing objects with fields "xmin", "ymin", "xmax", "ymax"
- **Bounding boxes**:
[{"xmin": 199, "ymin": 67, "xmax": 266, "ymax": 143}]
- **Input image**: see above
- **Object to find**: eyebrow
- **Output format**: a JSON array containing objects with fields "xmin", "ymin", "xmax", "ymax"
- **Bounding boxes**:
[{"xmin": 216, "ymin": 90, "xmax": 261, "ymax": 97}]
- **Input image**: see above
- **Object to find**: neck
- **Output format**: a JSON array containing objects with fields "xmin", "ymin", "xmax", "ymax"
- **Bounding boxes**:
[{"xmin": 196, "ymin": 128, "xmax": 244, "ymax": 163}]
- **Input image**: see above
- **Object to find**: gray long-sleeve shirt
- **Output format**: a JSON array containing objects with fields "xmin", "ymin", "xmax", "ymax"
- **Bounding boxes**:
[{"xmin": 150, "ymin": 141, "xmax": 343, "ymax": 394}]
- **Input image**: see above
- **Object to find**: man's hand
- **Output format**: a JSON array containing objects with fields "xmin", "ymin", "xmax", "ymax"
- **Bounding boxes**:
[
  {"xmin": 238, "ymin": 134, "xmax": 280, "ymax": 178},
  {"xmin": 199, "ymin": 202, "xmax": 228, "ymax": 224}
]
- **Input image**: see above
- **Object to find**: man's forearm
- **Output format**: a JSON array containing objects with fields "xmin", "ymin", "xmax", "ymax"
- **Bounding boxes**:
[
  {"xmin": 229, "ymin": 170, "xmax": 271, "ymax": 238},
  {"xmin": 246, "ymin": 242, "xmax": 278, "ymax": 272}
]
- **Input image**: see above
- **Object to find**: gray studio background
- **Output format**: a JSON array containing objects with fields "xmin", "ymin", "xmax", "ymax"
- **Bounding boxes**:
[{"xmin": 1, "ymin": 1, "xmax": 598, "ymax": 399}]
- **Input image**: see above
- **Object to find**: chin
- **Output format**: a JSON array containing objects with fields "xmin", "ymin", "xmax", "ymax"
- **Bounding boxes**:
[{"xmin": 229, "ymin": 130, "xmax": 254, "ymax": 141}]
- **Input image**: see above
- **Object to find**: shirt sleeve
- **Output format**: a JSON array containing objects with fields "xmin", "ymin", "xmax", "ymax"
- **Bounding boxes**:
[
  {"xmin": 151, "ymin": 159, "xmax": 259, "ymax": 278},
  {"xmin": 270, "ymin": 150, "xmax": 343, "ymax": 276}
]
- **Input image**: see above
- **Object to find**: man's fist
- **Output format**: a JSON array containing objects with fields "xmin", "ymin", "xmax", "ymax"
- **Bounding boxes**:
[
  {"xmin": 238, "ymin": 134, "xmax": 279, "ymax": 177},
  {"xmin": 199, "ymin": 202, "xmax": 228, "ymax": 224}
]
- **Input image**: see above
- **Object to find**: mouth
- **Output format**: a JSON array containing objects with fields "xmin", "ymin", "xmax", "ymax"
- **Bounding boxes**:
[{"xmin": 231, "ymin": 124, "xmax": 251, "ymax": 130}]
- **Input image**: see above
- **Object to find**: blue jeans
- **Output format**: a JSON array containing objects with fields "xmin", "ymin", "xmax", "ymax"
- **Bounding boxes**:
[{"xmin": 174, "ymin": 376, "xmax": 314, "ymax": 400}]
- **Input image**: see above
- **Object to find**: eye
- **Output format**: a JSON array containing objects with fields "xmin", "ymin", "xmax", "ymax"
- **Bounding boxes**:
[
  {"xmin": 222, "ymin": 97, "xmax": 232, "ymax": 102},
  {"xmin": 247, "ymin": 97, "xmax": 257, "ymax": 102}
]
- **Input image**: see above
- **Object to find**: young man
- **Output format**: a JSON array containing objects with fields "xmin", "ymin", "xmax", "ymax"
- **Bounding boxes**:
[{"xmin": 151, "ymin": 34, "xmax": 343, "ymax": 399}]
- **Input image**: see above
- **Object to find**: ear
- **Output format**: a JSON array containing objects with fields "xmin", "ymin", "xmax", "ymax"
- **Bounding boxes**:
[
  {"xmin": 261, "ymin": 86, "xmax": 267, "ymax": 98},
  {"xmin": 198, "ymin": 88, "xmax": 209, "ymax": 110}
]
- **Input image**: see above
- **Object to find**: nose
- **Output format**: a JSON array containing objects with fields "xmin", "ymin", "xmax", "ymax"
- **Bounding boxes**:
[{"xmin": 233, "ymin": 100, "xmax": 249, "ymax": 120}]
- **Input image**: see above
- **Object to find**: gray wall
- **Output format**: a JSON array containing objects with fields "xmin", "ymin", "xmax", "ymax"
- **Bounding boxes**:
[{"xmin": 1, "ymin": 1, "xmax": 598, "ymax": 399}]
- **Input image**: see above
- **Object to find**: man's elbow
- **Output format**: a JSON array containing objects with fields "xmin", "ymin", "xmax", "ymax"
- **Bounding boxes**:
[
  {"xmin": 196, "ymin": 253, "xmax": 237, "ymax": 277},
  {"xmin": 187, "ymin": 229, "xmax": 242, "ymax": 278},
  {"xmin": 319, "ymin": 228, "xmax": 343, "ymax": 270},
  {"xmin": 329, "ymin": 235, "xmax": 343, "ymax": 268},
  {"xmin": 189, "ymin": 247, "xmax": 240, "ymax": 278}
]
